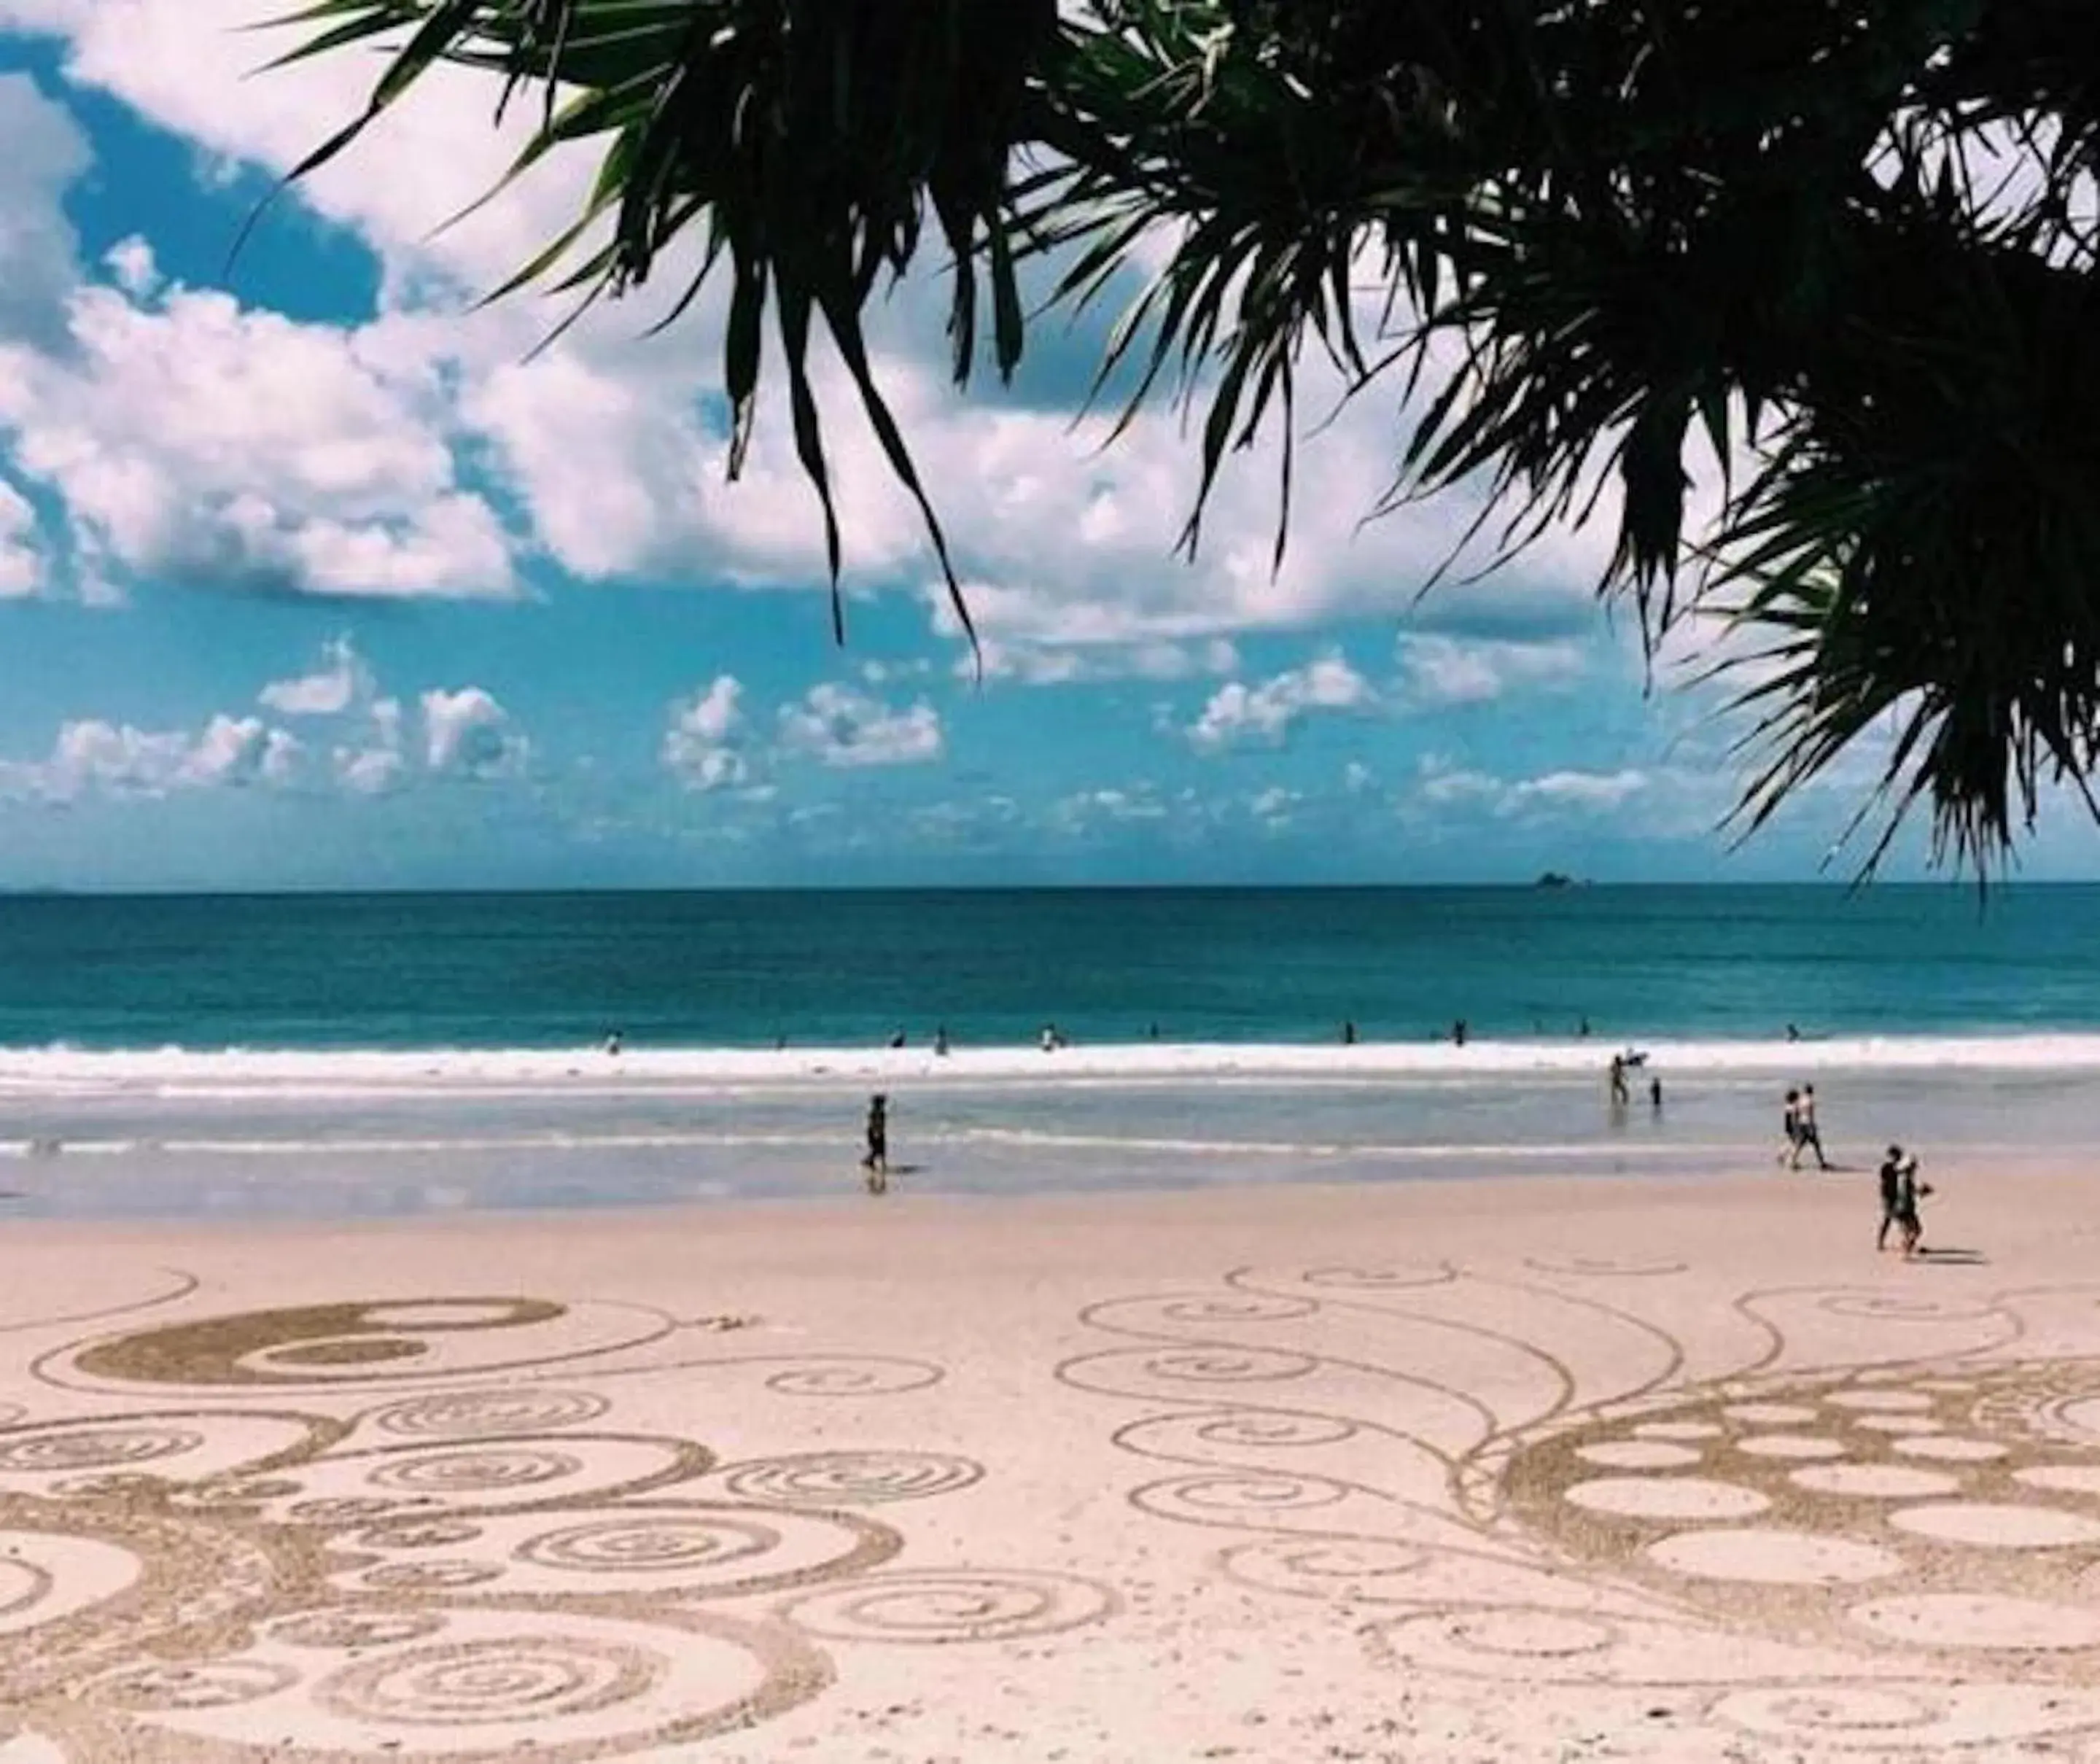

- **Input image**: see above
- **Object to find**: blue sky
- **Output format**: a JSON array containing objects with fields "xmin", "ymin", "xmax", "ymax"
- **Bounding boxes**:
[{"xmin": 0, "ymin": 7, "xmax": 2093, "ymax": 890}]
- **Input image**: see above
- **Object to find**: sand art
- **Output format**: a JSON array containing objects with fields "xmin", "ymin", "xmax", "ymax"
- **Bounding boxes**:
[
  {"xmin": 1060, "ymin": 1261, "xmax": 2100, "ymax": 1756},
  {"xmin": 0, "ymin": 1291, "xmax": 1113, "ymax": 1760},
  {"xmin": 12, "ymin": 1231, "xmax": 2100, "ymax": 1756}
]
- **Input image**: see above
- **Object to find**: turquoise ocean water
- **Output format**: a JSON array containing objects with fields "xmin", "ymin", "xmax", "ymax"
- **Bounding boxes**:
[
  {"xmin": 2, "ymin": 885, "xmax": 2097, "ymax": 1220},
  {"xmin": 1, "ymin": 884, "xmax": 2095, "ymax": 1049}
]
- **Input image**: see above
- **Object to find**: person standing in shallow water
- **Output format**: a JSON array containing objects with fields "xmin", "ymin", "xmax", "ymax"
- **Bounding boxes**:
[
  {"xmin": 1608, "ymin": 1054, "xmax": 1630, "ymax": 1109},
  {"xmin": 860, "ymin": 1095, "xmax": 890, "ymax": 1194}
]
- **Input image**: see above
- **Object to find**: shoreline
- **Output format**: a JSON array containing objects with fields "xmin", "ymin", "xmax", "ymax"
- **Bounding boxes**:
[{"xmin": 8, "ymin": 1028, "xmax": 2100, "ymax": 1097}]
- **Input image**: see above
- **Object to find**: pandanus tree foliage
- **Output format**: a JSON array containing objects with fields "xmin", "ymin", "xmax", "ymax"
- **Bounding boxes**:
[{"xmin": 272, "ymin": 0, "xmax": 2100, "ymax": 869}]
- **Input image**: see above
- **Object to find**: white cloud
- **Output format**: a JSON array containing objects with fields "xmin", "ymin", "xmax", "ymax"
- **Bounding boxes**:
[
  {"xmin": 1187, "ymin": 653, "xmax": 1377, "ymax": 753},
  {"xmin": 1248, "ymin": 785, "xmax": 1299, "ymax": 825},
  {"xmin": 0, "ymin": 710, "xmax": 300, "ymax": 801},
  {"xmin": 421, "ymin": 686, "xmax": 526, "ymax": 779},
  {"xmin": 103, "ymin": 234, "xmax": 157, "ymax": 298},
  {"xmin": 1396, "ymin": 634, "xmax": 1589, "ymax": 708},
  {"xmin": 334, "ymin": 697, "xmax": 406, "ymax": 797},
  {"xmin": 0, "ymin": 478, "xmax": 45, "ymax": 597},
  {"xmin": 0, "ymin": 284, "xmax": 516, "ymax": 600},
  {"xmin": 0, "ymin": 73, "xmax": 88, "ymax": 347},
  {"xmin": 967, "ymin": 633, "xmax": 1240, "ymax": 687},
  {"xmin": 1343, "ymin": 761, "xmax": 1377, "ymax": 796},
  {"xmin": 663, "ymin": 675, "xmax": 751, "ymax": 791},
  {"xmin": 260, "ymin": 636, "xmax": 372, "ymax": 717},
  {"xmin": 1415, "ymin": 755, "xmax": 1649, "ymax": 820},
  {"xmin": 0, "ymin": 3, "xmax": 1642, "ymax": 661},
  {"xmin": 779, "ymin": 683, "xmax": 944, "ymax": 769}
]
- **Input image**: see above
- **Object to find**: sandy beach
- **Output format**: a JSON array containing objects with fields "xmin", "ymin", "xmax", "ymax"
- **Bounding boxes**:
[{"xmin": 3, "ymin": 1159, "xmax": 2100, "ymax": 1760}]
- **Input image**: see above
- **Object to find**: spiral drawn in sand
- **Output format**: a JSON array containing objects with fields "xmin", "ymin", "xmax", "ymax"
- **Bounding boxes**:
[
  {"xmin": 368, "ymin": 1446, "xmax": 583, "ymax": 1496},
  {"xmin": 1218, "ymin": 1536, "xmax": 1431, "ymax": 1604},
  {"xmin": 720, "ymin": 1451, "xmax": 984, "ymax": 1507},
  {"xmin": 1156, "ymin": 1294, "xmax": 1318, "ymax": 1326},
  {"xmin": 1443, "ymin": 1611, "xmax": 1620, "ymax": 1660},
  {"xmin": 0, "ymin": 1426, "xmax": 201, "ymax": 1475},
  {"xmin": 315, "ymin": 1636, "xmax": 661, "ymax": 1727},
  {"xmin": 1814, "ymin": 1292, "xmax": 2004, "ymax": 1324},
  {"xmin": 272, "ymin": 1609, "xmax": 448, "ymax": 1650},
  {"xmin": 1133, "ymin": 1470, "xmax": 1352, "ymax": 1521},
  {"xmin": 85, "ymin": 1658, "xmax": 297, "ymax": 1711},
  {"xmin": 370, "ymin": 1388, "xmax": 610, "ymax": 1439},
  {"xmin": 780, "ymin": 1569, "xmax": 1117, "ymax": 1645},
  {"xmin": 758, "ymin": 1359, "xmax": 944, "ymax": 1397},
  {"xmin": 1139, "ymin": 1346, "xmax": 1318, "ymax": 1385},
  {"xmin": 358, "ymin": 1517, "xmax": 485, "ymax": 1551},
  {"xmin": 1523, "ymin": 1256, "xmax": 1688, "ymax": 1279},
  {"xmin": 518, "ymin": 1515, "xmax": 781, "ymax": 1575},
  {"xmin": 360, "ymin": 1560, "xmax": 505, "ymax": 1593},
  {"xmin": 1190, "ymin": 1410, "xmax": 1360, "ymax": 1450},
  {"xmin": 1299, "ymin": 1264, "xmax": 1453, "ymax": 1291}
]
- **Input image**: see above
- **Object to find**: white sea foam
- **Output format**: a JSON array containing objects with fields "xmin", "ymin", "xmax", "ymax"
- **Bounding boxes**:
[{"xmin": 0, "ymin": 1033, "xmax": 2096, "ymax": 1101}]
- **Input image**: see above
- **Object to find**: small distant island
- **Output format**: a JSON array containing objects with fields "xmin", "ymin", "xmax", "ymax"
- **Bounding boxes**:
[{"xmin": 1534, "ymin": 871, "xmax": 1578, "ymax": 890}]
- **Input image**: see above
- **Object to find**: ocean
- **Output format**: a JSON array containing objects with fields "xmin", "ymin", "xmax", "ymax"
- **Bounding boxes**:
[{"xmin": 0, "ymin": 885, "xmax": 2096, "ymax": 1219}]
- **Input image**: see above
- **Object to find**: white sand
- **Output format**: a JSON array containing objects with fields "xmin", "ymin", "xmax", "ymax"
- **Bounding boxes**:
[{"xmin": 4, "ymin": 1162, "xmax": 2100, "ymax": 1759}]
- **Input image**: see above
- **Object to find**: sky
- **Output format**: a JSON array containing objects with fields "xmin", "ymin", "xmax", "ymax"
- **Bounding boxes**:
[{"xmin": 0, "ymin": 5, "xmax": 2093, "ymax": 891}]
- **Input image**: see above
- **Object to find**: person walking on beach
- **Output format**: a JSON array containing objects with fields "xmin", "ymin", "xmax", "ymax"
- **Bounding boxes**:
[
  {"xmin": 1792, "ymin": 1084, "xmax": 1831, "ymax": 1170},
  {"xmin": 1649, "ymin": 1076, "xmax": 1663, "ymax": 1113},
  {"xmin": 1608, "ymin": 1054, "xmax": 1630, "ymax": 1108},
  {"xmin": 1898, "ymin": 1152, "xmax": 1931, "ymax": 1257},
  {"xmin": 1778, "ymin": 1088, "xmax": 1801, "ymax": 1165},
  {"xmin": 860, "ymin": 1095, "xmax": 890, "ymax": 1194},
  {"xmin": 1878, "ymin": 1146, "xmax": 1907, "ymax": 1251}
]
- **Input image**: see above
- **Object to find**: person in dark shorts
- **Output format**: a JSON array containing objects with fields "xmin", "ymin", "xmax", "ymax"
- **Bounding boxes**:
[
  {"xmin": 1779, "ymin": 1089, "xmax": 1801, "ymax": 1165},
  {"xmin": 1792, "ymin": 1084, "xmax": 1831, "ymax": 1170},
  {"xmin": 1877, "ymin": 1146, "xmax": 1905, "ymax": 1251},
  {"xmin": 861, "ymin": 1095, "xmax": 890, "ymax": 1194}
]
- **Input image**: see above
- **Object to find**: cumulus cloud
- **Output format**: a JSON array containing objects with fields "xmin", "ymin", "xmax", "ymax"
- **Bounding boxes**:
[
  {"xmin": 334, "ymin": 696, "xmax": 406, "ymax": 797},
  {"xmin": 421, "ymin": 687, "xmax": 526, "ymax": 779},
  {"xmin": 779, "ymin": 683, "xmax": 944, "ymax": 769},
  {"xmin": 260, "ymin": 636, "xmax": 373, "ymax": 717},
  {"xmin": 662, "ymin": 675, "xmax": 751, "ymax": 791},
  {"xmin": 0, "ymin": 9, "xmax": 1636, "ymax": 661},
  {"xmin": 0, "ymin": 710, "xmax": 299, "ymax": 801},
  {"xmin": 1186, "ymin": 654, "xmax": 1377, "ymax": 753},
  {"xmin": 1416, "ymin": 755, "xmax": 1649, "ymax": 820},
  {"xmin": 0, "ymin": 284, "xmax": 516, "ymax": 600},
  {"xmin": 1396, "ymin": 634, "xmax": 1589, "ymax": 708},
  {"xmin": 0, "ymin": 478, "xmax": 45, "ymax": 597}
]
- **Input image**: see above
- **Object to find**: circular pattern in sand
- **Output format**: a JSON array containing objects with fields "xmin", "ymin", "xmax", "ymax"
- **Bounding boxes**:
[
  {"xmin": 780, "ymin": 1569, "xmax": 1117, "ymax": 1645},
  {"xmin": 759, "ymin": 1358, "xmax": 943, "ymax": 1397},
  {"xmin": 316, "ymin": 1636, "xmax": 655, "ymax": 1725},
  {"xmin": 1888, "ymin": 1502, "xmax": 2100, "ymax": 1549},
  {"xmin": 1735, "ymin": 1434, "xmax": 1846, "ymax": 1461},
  {"xmin": 0, "ymin": 1426, "xmax": 202, "ymax": 1475},
  {"xmin": 1139, "ymin": 1347, "xmax": 1317, "ymax": 1385},
  {"xmin": 1892, "ymin": 1435, "xmax": 2007, "ymax": 1463},
  {"xmin": 1158, "ymin": 1294, "xmax": 1317, "ymax": 1326},
  {"xmin": 1851, "ymin": 1414, "xmax": 1944, "ymax": 1434},
  {"xmin": 1574, "ymin": 1440, "xmax": 1702, "ymax": 1471},
  {"xmin": 2015, "ymin": 1465, "xmax": 2100, "ymax": 1498},
  {"xmin": 1790, "ymin": 1464, "xmax": 1963, "ymax": 1501},
  {"xmin": 86, "ymin": 1659, "xmax": 296, "ymax": 1711},
  {"xmin": 1724, "ymin": 1403, "xmax": 1819, "ymax": 1426},
  {"xmin": 1633, "ymin": 1421, "xmax": 1724, "ymax": 1442},
  {"xmin": 1647, "ymin": 1527, "xmax": 1903, "ymax": 1585},
  {"xmin": 368, "ymin": 1447, "xmax": 584, "ymax": 1496},
  {"xmin": 370, "ymin": 1388, "xmax": 610, "ymax": 1439},
  {"xmin": 518, "ymin": 1515, "xmax": 778, "ymax": 1575},
  {"xmin": 720, "ymin": 1451, "xmax": 982, "ymax": 1507},
  {"xmin": 1849, "ymin": 1593, "xmax": 2100, "ymax": 1650},
  {"xmin": 1135, "ymin": 1471, "xmax": 1352, "ymax": 1519},
  {"xmin": 1563, "ymin": 1477, "xmax": 1769, "ymax": 1521}
]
